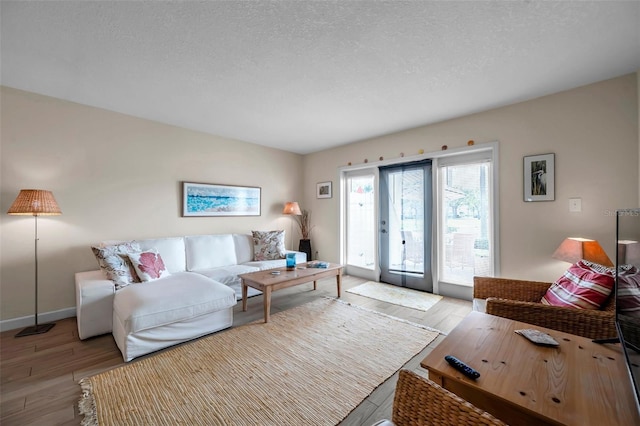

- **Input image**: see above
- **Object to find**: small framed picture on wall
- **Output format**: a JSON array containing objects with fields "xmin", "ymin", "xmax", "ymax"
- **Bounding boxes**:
[
  {"xmin": 523, "ymin": 153, "xmax": 555, "ymax": 202},
  {"xmin": 317, "ymin": 181, "xmax": 332, "ymax": 199}
]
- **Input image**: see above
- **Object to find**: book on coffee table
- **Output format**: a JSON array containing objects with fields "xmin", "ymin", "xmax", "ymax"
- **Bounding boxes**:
[{"xmin": 515, "ymin": 329, "xmax": 559, "ymax": 347}]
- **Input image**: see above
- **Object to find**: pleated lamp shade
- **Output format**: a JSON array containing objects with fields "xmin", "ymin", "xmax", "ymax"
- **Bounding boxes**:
[
  {"xmin": 283, "ymin": 201, "xmax": 302, "ymax": 216},
  {"xmin": 7, "ymin": 190, "xmax": 62, "ymax": 216},
  {"xmin": 552, "ymin": 237, "xmax": 612, "ymax": 267}
]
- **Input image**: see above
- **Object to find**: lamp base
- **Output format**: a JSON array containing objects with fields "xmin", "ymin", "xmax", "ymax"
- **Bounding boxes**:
[{"xmin": 15, "ymin": 323, "xmax": 55, "ymax": 338}]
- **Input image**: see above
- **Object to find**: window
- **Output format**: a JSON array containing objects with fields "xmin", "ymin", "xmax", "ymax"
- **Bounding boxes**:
[
  {"xmin": 344, "ymin": 171, "xmax": 376, "ymax": 271},
  {"xmin": 438, "ymin": 154, "xmax": 494, "ymax": 286}
]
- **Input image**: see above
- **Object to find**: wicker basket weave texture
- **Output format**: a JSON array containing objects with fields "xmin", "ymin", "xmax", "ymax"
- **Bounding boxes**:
[
  {"xmin": 391, "ymin": 370, "xmax": 507, "ymax": 426},
  {"xmin": 474, "ymin": 276, "xmax": 616, "ymax": 340},
  {"xmin": 7, "ymin": 189, "xmax": 62, "ymax": 215}
]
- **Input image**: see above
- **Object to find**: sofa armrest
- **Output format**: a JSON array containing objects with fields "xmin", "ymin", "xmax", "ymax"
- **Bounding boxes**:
[
  {"xmin": 75, "ymin": 270, "xmax": 115, "ymax": 340},
  {"xmin": 473, "ymin": 276, "xmax": 551, "ymax": 302},
  {"xmin": 486, "ymin": 298, "xmax": 617, "ymax": 340}
]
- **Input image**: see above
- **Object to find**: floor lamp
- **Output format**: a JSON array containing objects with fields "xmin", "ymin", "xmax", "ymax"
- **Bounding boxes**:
[
  {"xmin": 8, "ymin": 189, "xmax": 62, "ymax": 337},
  {"xmin": 283, "ymin": 201, "xmax": 302, "ymax": 250}
]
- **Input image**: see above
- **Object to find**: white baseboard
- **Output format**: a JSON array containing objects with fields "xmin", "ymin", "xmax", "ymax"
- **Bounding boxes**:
[{"xmin": 1, "ymin": 307, "xmax": 76, "ymax": 332}]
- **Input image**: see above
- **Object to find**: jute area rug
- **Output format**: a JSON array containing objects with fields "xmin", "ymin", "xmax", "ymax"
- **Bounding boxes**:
[
  {"xmin": 346, "ymin": 281, "xmax": 443, "ymax": 312},
  {"xmin": 79, "ymin": 298, "xmax": 439, "ymax": 425}
]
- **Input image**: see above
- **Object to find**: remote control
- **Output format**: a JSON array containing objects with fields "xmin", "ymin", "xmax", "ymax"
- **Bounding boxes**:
[{"xmin": 444, "ymin": 355, "xmax": 481, "ymax": 380}]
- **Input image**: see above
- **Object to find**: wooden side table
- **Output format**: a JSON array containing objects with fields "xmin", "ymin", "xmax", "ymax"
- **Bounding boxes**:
[{"xmin": 420, "ymin": 311, "xmax": 640, "ymax": 426}]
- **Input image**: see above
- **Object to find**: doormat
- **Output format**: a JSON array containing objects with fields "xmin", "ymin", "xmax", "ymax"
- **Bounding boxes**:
[{"xmin": 347, "ymin": 281, "xmax": 443, "ymax": 312}]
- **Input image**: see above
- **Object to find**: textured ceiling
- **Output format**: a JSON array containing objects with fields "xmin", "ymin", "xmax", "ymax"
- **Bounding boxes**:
[{"xmin": 1, "ymin": 1, "xmax": 639, "ymax": 154}]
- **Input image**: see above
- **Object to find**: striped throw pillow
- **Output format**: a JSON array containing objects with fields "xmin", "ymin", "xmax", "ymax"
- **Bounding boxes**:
[{"xmin": 541, "ymin": 260, "xmax": 615, "ymax": 309}]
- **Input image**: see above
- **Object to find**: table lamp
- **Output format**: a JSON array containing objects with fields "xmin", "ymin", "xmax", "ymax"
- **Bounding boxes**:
[
  {"xmin": 552, "ymin": 237, "xmax": 613, "ymax": 267},
  {"xmin": 7, "ymin": 189, "xmax": 62, "ymax": 337}
]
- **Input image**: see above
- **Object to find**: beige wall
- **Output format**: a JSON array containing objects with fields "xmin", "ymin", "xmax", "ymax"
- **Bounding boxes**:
[
  {"xmin": 1, "ymin": 73, "xmax": 638, "ymax": 324},
  {"xmin": 1, "ymin": 87, "xmax": 303, "ymax": 321},
  {"xmin": 303, "ymin": 73, "xmax": 639, "ymax": 282}
]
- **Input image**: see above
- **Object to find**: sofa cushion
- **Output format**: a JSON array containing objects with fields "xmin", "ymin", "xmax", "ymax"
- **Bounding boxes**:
[
  {"xmin": 91, "ymin": 242, "xmax": 141, "ymax": 289},
  {"xmin": 252, "ymin": 230, "xmax": 285, "ymax": 260},
  {"xmin": 194, "ymin": 265, "xmax": 262, "ymax": 300},
  {"xmin": 185, "ymin": 234, "xmax": 237, "ymax": 271},
  {"xmin": 194, "ymin": 264, "xmax": 259, "ymax": 286},
  {"xmin": 135, "ymin": 237, "xmax": 186, "ymax": 273},
  {"xmin": 541, "ymin": 260, "xmax": 615, "ymax": 309},
  {"xmin": 243, "ymin": 259, "xmax": 288, "ymax": 270},
  {"xmin": 233, "ymin": 234, "xmax": 254, "ymax": 264},
  {"xmin": 128, "ymin": 250, "xmax": 171, "ymax": 282},
  {"xmin": 113, "ymin": 272, "xmax": 236, "ymax": 334}
]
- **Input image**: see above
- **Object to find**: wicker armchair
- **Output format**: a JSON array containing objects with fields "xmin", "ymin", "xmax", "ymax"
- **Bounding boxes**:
[
  {"xmin": 390, "ymin": 369, "xmax": 506, "ymax": 426},
  {"xmin": 473, "ymin": 276, "xmax": 616, "ymax": 340}
]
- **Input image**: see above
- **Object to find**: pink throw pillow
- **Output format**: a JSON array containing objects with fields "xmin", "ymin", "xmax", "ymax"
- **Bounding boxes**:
[
  {"xmin": 128, "ymin": 250, "xmax": 171, "ymax": 282},
  {"xmin": 541, "ymin": 260, "xmax": 614, "ymax": 310}
]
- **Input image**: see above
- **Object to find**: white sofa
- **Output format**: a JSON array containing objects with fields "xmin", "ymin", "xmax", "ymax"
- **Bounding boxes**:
[{"xmin": 76, "ymin": 233, "xmax": 306, "ymax": 361}]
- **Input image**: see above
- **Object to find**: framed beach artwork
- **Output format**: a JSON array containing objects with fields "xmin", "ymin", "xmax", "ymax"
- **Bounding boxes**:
[
  {"xmin": 182, "ymin": 182, "xmax": 261, "ymax": 217},
  {"xmin": 523, "ymin": 153, "xmax": 555, "ymax": 202},
  {"xmin": 317, "ymin": 181, "xmax": 332, "ymax": 199}
]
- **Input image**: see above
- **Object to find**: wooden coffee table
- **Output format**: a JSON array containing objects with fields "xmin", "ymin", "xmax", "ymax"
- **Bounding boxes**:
[
  {"xmin": 421, "ymin": 311, "xmax": 640, "ymax": 425},
  {"xmin": 239, "ymin": 263, "xmax": 343, "ymax": 323}
]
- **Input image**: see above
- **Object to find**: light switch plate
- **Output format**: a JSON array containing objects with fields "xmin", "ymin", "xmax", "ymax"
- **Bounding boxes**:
[{"xmin": 569, "ymin": 198, "xmax": 582, "ymax": 212}]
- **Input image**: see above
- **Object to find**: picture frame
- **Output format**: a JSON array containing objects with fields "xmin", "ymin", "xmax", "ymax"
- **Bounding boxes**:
[
  {"xmin": 317, "ymin": 181, "xmax": 332, "ymax": 199},
  {"xmin": 523, "ymin": 153, "xmax": 555, "ymax": 202},
  {"xmin": 182, "ymin": 182, "xmax": 261, "ymax": 216}
]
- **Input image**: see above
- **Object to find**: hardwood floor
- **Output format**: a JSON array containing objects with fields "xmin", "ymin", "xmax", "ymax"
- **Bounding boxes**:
[{"xmin": 0, "ymin": 275, "xmax": 472, "ymax": 425}]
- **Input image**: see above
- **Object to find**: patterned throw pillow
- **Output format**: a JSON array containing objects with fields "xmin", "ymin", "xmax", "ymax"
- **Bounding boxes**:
[
  {"xmin": 541, "ymin": 260, "xmax": 615, "ymax": 309},
  {"xmin": 91, "ymin": 242, "xmax": 142, "ymax": 290},
  {"xmin": 252, "ymin": 230, "xmax": 286, "ymax": 261},
  {"xmin": 617, "ymin": 265, "xmax": 640, "ymax": 315},
  {"xmin": 127, "ymin": 250, "xmax": 171, "ymax": 282}
]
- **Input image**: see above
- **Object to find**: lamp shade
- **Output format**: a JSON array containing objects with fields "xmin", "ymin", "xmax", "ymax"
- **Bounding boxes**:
[
  {"xmin": 283, "ymin": 201, "xmax": 302, "ymax": 216},
  {"xmin": 7, "ymin": 190, "xmax": 62, "ymax": 216},
  {"xmin": 552, "ymin": 237, "xmax": 612, "ymax": 267}
]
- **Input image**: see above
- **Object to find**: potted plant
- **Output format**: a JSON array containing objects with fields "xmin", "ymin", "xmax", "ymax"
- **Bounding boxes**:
[{"xmin": 294, "ymin": 209, "xmax": 314, "ymax": 261}]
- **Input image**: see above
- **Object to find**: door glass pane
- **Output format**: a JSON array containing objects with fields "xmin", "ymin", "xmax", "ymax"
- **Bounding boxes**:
[
  {"xmin": 440, "ymin": 162, "xmax": 492, "ymax": 285},
  {"xmin": 346, "ymin": 174, "xmax": 375, "ymax": 269},
  {"xmin": 385, "ymin": 168, "xmax": 425, "ymax": 275}
]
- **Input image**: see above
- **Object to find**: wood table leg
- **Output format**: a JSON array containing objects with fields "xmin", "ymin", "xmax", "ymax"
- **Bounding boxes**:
[
  {"xmin": 313, "ymin": 280, "xmax": 317, "ymax": 290},
  {"xmin": 263, "ymin": 286, "xmax": 272, "ymax": 323},
  {"xmin": 336, "ymin": 273, "xmax": 341, "ymax": 297},
  {"xmin": 242, "ymin": 280, "xmax": 248, "ymax": 311}
]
